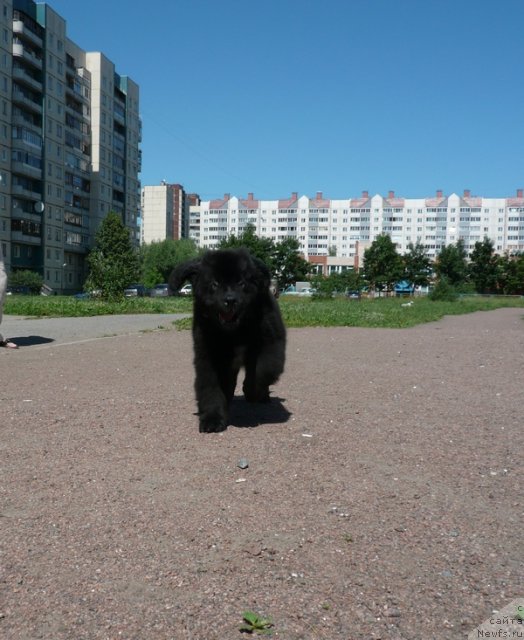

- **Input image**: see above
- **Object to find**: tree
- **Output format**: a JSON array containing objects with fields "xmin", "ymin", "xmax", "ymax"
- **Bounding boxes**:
[
  {"xmin": 434, "ymin": 240, "xmax": 468, "ymax": 288},
  {"xmin": 497, "ymin": 252, "xmax": 524, "ymax": 295},
  {"xmin": 362, "ymin": 234, "xmax": 403, "ymax": 294},
  {"xmin": 468, "ymin": 237, "xmax": 499, "ymax": 294},
  {"xmin": 311, "ymin": 269, "xmax": 362, "ymax": 298},
  {"xmin": 139, "ymin": 238, "xmax": 198, "ymax": 288},
  {"xmin": 219, "ymin": 224, "xmax": 310, "ymax": 290},
  {"xmin": 218, "ymin": 223, "xmax": 274, "ymax": 264},
  {"xmin": 403, "ymin": 241, "xmax": 431, "ymax": 290},
  {"xmin": 272, "ymin": 238, "xmax": 311, "ymax": 290},
  {"xmin": 85, "ymin": 212, "xmax": 140, "ymax": 299}
]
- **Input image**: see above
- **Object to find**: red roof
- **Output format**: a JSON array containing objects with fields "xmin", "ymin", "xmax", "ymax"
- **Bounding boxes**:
[
  {"xmin": 239, "ymin": 196, "xmax": 259, "ymax": 209},
  {"xmin": 350, "ymin": 198, "xmax": 371, "ymax": 208},
  {"xmin": 278, "ymin": 194, "xmax": 299, "ymax": 209},
  {"xmin": 209, "ymin": 197, "xmax": 230, "ymax": 210},
  {"xmin": 309, "ymin": 196, "xmax": 330, "ymax": 208},
  {"xmin": 425, "ymin": 197, "xmax": 447, "ymax": 207}
]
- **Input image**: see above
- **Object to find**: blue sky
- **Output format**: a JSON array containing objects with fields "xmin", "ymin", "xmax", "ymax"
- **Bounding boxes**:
[{"xmin": 47, "ymin": 0, "xmax": 524, "ymax": 200}]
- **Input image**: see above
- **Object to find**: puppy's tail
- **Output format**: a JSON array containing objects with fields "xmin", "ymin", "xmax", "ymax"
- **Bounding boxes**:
[{"xmin": 168, "ymin": 258, "xmax": 201, "ymax": 295}]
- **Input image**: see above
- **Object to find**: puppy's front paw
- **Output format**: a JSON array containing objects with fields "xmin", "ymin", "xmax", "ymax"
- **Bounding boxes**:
[{"xmin": 199, "ymin": 412, "xmax": 227, "ymax": 433}]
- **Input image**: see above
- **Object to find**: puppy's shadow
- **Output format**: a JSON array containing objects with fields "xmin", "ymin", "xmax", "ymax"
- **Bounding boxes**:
[
  {"xmin": 229, "ymin": 396, "xmax": 291, "ymax": 429},
  {"xmin": 7, "ymin": 335, "xmax": 55, "ymax": 347}
]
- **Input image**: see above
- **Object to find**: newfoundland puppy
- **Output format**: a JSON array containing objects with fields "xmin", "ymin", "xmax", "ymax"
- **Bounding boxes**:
[{"xmin": 169, "ymin": 248, "xmax": 286, "ymax": 433}]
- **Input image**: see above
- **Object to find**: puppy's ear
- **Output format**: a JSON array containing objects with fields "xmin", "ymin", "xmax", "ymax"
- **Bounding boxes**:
[
  {"xmin": 252, "ymin": 256, "xmax": 271, "ymax": 290},
  {"xmin": 168, "ymin": 258, "xmax": 201, "ymax": 295}
]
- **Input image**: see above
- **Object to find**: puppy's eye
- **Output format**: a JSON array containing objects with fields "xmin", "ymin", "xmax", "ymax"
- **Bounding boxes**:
[
  {"xmin": 238, "ymin": 280, "xmax": 246, "ymax": 289},
  {"xmin": 211, "ymin": 281, "xmax": 219, "ymax": 291}
]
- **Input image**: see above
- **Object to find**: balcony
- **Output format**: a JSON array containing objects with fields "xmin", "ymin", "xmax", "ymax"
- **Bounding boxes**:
[
  {"xmin": 12, "ymin": 66, "xmax": 42, "ymax": 92},
  {"xmin": 12, "ymin": 88, "xmax": 42, "ymax": 114},
  {"xmin": 11, "ymin": 160, "xmax": 42, "ymax": 180},
  {"xmin": 11, "ymin": 112, "xmax": 42, "ymax": 130},
  {"xmin": 11, "ymin": 231, "xmax": 42, "ymax": 245},
  {"xmin": 13, "ymin": 20, "xmax": 43, "ymax": 47},
  {"xmin": 12, "ymin": 42, "xmax": 43, "ymax": 70},
  {"xmin": 65, "ymin": 77, "xmax": 90, "ymax": 104},
  {"xmin": 12, "ymin": 183, "xmax": 42, "ymax": 200}
]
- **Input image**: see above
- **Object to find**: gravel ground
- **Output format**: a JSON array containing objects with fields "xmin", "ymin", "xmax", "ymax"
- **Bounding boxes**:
[{"xmin": 0, "ymin": 308, "xmax": 522, "ymax": 640}]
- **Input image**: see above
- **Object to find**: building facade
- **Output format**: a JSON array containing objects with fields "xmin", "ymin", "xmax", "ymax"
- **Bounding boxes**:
[
  {"xmin": 187, "ymin": 189, "xmax": 524, "ymax": 272},
  {"xmin": 0, "ymin": 0, "xmax": 141, "ymax": 293},
  {"xmin": 141, "ymin": 182, "xmax": 199, "ymax": 244}
]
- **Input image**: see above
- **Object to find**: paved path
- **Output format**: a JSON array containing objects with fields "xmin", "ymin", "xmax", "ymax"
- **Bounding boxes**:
[
  {"xmin": 1, "ymin": 312, "xmax": 190, "ymax": 348},
  {"xmin": 0, "ymin": 308, "xmax": 523, "ymax": 639}
]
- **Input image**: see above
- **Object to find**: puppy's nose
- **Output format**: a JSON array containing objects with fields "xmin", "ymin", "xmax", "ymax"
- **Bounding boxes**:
[{"xmin": 224, "ymin": 293, "xmax": 237, "ymax": 307}]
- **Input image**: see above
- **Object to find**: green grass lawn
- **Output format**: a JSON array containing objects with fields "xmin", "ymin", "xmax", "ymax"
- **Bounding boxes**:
[
  {"xmin": 279, "ymin": 295, "xmax": 524, "ymax": 328},
  {"xmin": 4, "ymin": 293, "xmax": 524, "ymax": 329},
  {"xmin": 4, "ymin": 294, "xmax": 193, "ymax": 318}
]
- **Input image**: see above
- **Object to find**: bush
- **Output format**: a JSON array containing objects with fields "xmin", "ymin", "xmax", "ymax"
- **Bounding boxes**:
[
  {"xmin": 428, "ymin": 279, "xmax": 459, "ymax": 301},
  {"xmin": 8, "ymin": 269, "xmax": 43, "ymax": 294}
]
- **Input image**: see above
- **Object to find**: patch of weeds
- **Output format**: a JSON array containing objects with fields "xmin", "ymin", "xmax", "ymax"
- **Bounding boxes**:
[
  {"xmin": 139, "ymin": 325, "xmax": 167, "ymax": 334},
  {"xmin": 239, "ymin": 611, "xmax": 274, "ymax": 635},
  {"xmin": 174, "ymin": 317, "xmax": 192, "ymax": 331},
  {"xmin": 342, "ymin": 533, "xmax": 353, "ymax": 543}
]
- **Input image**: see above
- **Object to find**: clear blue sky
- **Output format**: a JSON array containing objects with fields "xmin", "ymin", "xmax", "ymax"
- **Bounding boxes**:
[{"xmin": 47, "ymin": 0, "xmax": 524, "ymax": 200}]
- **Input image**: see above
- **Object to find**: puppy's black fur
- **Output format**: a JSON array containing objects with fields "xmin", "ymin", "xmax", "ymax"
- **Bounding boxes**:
[{"xmin": 169, "ymin": 248, "xmax": 286, "ymax": 433}]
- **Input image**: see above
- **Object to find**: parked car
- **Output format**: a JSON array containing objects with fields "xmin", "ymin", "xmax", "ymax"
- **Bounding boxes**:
[
  {"xmin": 124, "ymin": 283, "xmax": 147, "ymax": 297},
  {"xmin": 150, "ymin": 283, "xmax": 169, "ymax": 297},
  {"xmin": 73, "ymin": 289, "xmax": 101, "ymax": 300},
  {"xmin": 179, "ymin": 283, "xmax": 192, "ymax": 296},
  {"xmin": 346, "ymin": 290, "xmax": 361, "ymax": 300},
  {"xmin": 281, "ymin": 286, "xmax": 314, "ymax": 296},
  {"xmin": 6, "ymin": 285, "xmax": 32, "ymax": 295}
]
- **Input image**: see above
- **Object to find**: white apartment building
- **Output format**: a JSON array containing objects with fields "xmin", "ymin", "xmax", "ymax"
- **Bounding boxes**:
[
  {"xmin": 0, "ymin": 0, "xmax": 141, "ymax": 293},
  {"xmin": 188, "ymin": 189, "xmax": 524, "ymax": 270}
]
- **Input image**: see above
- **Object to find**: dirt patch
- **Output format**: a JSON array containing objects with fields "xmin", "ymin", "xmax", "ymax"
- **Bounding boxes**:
[{"xmin": 1, "ymin": 308, "xmax": 522, "ymax": 639}]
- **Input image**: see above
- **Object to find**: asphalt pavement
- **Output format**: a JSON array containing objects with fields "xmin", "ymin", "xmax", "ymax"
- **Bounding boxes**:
[{"xmin": 1, "ymin": 312, "xmax": 190, "ymax": 348}]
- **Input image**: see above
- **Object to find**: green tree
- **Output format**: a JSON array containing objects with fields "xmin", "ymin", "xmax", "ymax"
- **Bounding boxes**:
[
  {"xmin": 218, "ymin": 223, "xmax": 274, "ymax": 264},
  {"xmin": 219, "ymin": 224, "xmax": 310, "ymax": 290},
  {"xmin": 403, "ymin": 241, "xmax": 431, "ymax": 290},
  {"xmin": 497, "ymin": 252, "xmax": 524, "ymax": 295},
  {"xmin": 311, "ymin": 270, "xmax": 361, "ymax": 298},
  {"xmin": 8, "ymin": 269, "xmax": 43, "ymax": 294},
  {"xmin": 272, "ymin": 237, "xmax": 311, "ymax": 290},
  {"xmin": 362, "ymin": 234, "xmax": 403, "ymax": 294},
  {"xmin": 139, "ymin": 238, "xmax": 199, "ymax": 288},
  {"xmin": 468, "ymin": 237, "xmax": 499, "ymax": 294},
  {"xmin": 434, "ymin": 240, "xmax": 468, "ymax": 288},
  {"xmin": 85, "ymin": 212, "xmax": 140, "ymax": 299}
]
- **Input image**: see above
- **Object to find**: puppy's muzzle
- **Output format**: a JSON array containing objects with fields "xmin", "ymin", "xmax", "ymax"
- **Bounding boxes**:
[{"xmin": 219, "ymin": 293, "xmax": 239, "ymax": 325}]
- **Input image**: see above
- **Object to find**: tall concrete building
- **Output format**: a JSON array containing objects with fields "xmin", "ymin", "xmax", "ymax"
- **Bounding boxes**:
[
  {"xmin": 0, "ymin": 0, "xmax": 141, "ymax": 293},
  {"xmin": 141, "ymin": 182, "xmax": 199, "ymax": 244},
  {"xmin": 188, "ymin": 189, "xmax": 524, "ymax": 272}
]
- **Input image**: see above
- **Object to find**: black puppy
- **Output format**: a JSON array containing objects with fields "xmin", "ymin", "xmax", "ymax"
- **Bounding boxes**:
[{"xmin": 169, "ymin": 248, "xmax": 286, "ymax": 433}]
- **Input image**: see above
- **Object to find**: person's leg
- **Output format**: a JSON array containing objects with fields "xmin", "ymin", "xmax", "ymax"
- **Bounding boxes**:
[{"xmin": 0, "ymin": 253, "xmax": 17, "ymax": 348}]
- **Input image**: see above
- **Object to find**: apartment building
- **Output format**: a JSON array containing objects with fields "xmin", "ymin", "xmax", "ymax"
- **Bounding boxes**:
[
  {"xmin": 0, "ymin": 0, "xmax": 141, "ymax": 293},
  {"xmin": 141, "ymin": 181, "xmax": 199, "ymax": 244},
  {"xmin": 188, "ymin": 189, "xmax": 524, "ymax": 272}
]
